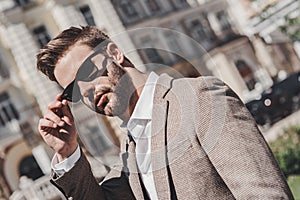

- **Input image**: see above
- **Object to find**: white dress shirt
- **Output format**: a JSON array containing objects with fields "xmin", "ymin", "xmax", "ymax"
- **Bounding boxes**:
[
  {"xmin": 51, "ymin": 145, "xmax": 80, "ymax": 176},
  {"xmin": 52, "ymin": 72, "xmax": 159, "ymax": 199},
  {"xmin": 126, "ymin": 72, "xmax": 159, "ymax": 199}
]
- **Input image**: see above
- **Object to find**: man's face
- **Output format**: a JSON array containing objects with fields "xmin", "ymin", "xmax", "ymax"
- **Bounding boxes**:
[{"xmin": 54, "ymin": 43, "xmax": 134, "ymax": 116}]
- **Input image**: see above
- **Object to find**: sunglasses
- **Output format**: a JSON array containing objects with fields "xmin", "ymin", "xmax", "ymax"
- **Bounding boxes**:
[{"xmin": 61, "ymin": 42, "xmax": 110, "ymax": 102}]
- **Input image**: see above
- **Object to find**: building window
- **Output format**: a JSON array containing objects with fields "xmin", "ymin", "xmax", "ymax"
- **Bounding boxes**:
[
  {"xmin": 191, "ymin": 19, "xmax": 207, "ymax": 40},
  {"xmin": 14, "ymin": 0, "xmax": 32, "ymax": 7},
  {"xmin": 80, "ymin": 125, "xmax": 112, "ymax": 156},
  {"xmin": 79, "ymin": 5, "xmax": 96, "ymax": 26},
  {"xmin": 144, "ymin": 48, "xmax": 164, "ymax": 63},
  {"xmin": 0, "ymin": 93, "xmax": 19, "ymax": 127},
  {"xmin": 173, "ymin": 0, "xmax": 187, "ymax": 3},
  {"xmin": 32, "ymin": 25, "xmax": 51, "ymax": 48},
  {"xmin": 217, "ymin": 11, "xmax": 231, "ymax": 31},
  {"xmin": 19, "ymin": 156, "xmax": 43, "ymax": 180},
  {"xmin": 166, "ymin": 35, "xmax": 182, "ymax": 54},
  {"xmin": 171, "ymin": 0, "xmax": 188, "ymax": 9},
  {"xmin": 190, "ymin": 18, "xmax": 213, "ymax": 40},
  {"xmin": 20, "ymin": 122, "xmax": 39, "ymax": 147},
  {"xmin": 140, "ymin": 36, "xmax": 163, "ymax": 64},
  {"xmin": 0, "ymin": 115, "xmax": 5, "ymax": 126},
  {"xmin": 0, "ymin": 62, "xmax": 9, "ymax": 79},
  {"xmin": 235, "ymin": 60, "xmax": 256, "ymax": 91},
  {"xmin": 2, "ymin": 107, "xmax": 11, "ymax": 121},
  {"xmin": 120, "ymin": 0, "xmax": 139, "ymax": 18},
  {"xmin": 113, "ymin": 0, "xmax": 145, "ymax": 25},
  {"xmin": 164, "ymin": 31, "xmax": 184, "ymax": 63},
  {"xmin": 145, "ymin": 0, "xmax": 160, "ymax": 13},
  {"xmin": 187, "ymin": 16, "xmax": 215, "ymax": 50}
]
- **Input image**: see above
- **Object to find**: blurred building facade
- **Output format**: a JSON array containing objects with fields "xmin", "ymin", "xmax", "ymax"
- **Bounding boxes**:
[
  {"xmin": 0, "ymin": 34, "xmax": 51, "ymax": 198},
  {"xmin": 109, "ymin": 0, "xmax": 300, "ymax": 101},
  {"xmin": 0, "ymin": 0, "xmax": 133, "ymax": 198},
  {"xmin": 237, "ymin": 0, "xmax": 300, "ymax": 77},
  {"xmin": 0, "ymin": 0, "xmax": 298, "ymax": 198}
]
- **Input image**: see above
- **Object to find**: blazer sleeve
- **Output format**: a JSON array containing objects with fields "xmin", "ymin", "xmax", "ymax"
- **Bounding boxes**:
[
  {"xmin": 194, "ymin": 77, "xmax": 294, "ymax": 199},
  {"xmin": 50, "ymin": 149, "xmax": 106, "ymax": 200},
  {"xmin": 50, "ymin": 148, "xmax": 136, "ymax": 200}
]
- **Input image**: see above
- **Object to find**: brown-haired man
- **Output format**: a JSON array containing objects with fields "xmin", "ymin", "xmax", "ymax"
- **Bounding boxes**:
[{"xmin": 37, "ymin": 26, "xmax": 293, "ymax": 199}]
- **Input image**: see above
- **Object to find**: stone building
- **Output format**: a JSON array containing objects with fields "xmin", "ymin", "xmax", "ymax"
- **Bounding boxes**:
[
  {"xmin": 110, "ymin": 0, "xmax": 275, "ymax": 101},
  {"xmin": 0, "ymin": 0, "xmax": 131, "ymax": 198},
  {"xmin": 235, "ymin": 0, "xmax": 300, "ymax": 78},
  {"xmin": 0, "ymin": 0, "xmax": 298, "ymax": 198},
  {"xmin": 111, "ymin": 0, "xmax": 300, "ymax": 101},
  {"xmin": 0, "ymin": 38, "xmax": 48, "ymax": 198}
]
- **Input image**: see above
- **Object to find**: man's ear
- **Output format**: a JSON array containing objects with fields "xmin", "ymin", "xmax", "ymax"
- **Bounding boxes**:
[{"xmin": 106, "ymin": 42, "xmax": 124, "ymax": 64}]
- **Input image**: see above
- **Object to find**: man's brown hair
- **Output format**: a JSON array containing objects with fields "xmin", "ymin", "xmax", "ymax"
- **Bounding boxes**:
[{"xmin": 36, "ymin": 26, "xmax": 109, "ymax": 82}]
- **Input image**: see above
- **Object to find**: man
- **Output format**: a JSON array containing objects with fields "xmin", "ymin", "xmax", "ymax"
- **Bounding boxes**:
[{"xmin": 37, "ymin": 26, "xmax": 293, "ymax": 199}]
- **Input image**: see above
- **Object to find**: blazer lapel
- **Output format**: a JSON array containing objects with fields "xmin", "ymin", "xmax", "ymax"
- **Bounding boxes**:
[
  {"xmin": 126, "ymin": 138, "xmax": 145, "ymax": 200},
  {"xmin": 151, "ymin": 74, "xmax": 174, "ymax": 200}
]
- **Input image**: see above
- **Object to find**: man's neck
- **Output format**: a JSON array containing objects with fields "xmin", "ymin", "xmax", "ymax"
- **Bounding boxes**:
[
  {"xmin": 118, "ymin": 69, "xmax": 148, "ymax": 123},
  {"xmin": 118, "ymin": 93, "xmax": 137, "ymax": 123}
]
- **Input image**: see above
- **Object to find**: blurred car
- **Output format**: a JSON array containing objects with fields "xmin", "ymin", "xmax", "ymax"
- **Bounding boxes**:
[
  {"xmin": 246, "ymin": 71, "xmax": 300, "ymax": 126},
  {"xmin": 245, "ymin": 99, "xmax": 268, "ymax": 125}
]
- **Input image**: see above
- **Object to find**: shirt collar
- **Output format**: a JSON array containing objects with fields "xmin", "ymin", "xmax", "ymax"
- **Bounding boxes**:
[{"xmin": 126, "ymin": 72, "xmax": 159, "ymax": 131}]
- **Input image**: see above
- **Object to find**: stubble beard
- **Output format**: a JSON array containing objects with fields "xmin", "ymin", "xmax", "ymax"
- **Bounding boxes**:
[{"xmin": 104, "ymin": 62, "xmax": 136, "ymax": 117}]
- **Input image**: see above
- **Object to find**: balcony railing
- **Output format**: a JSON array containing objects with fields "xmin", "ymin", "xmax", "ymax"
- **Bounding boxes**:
[{"xmin": 9, "ymin": 175, "xmax": 65, "ymax": 200}]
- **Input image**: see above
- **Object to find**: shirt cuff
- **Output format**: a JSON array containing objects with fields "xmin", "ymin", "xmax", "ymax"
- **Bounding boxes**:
[{"xmin": 51, "ymin": 145, "xmax": 81, "ymax": 176}]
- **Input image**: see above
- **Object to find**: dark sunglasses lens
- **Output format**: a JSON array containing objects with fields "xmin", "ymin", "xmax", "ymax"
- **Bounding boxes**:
[
  {"xmin": 77, "ymin": 60, "xmax": 95, "ymax": 80},
  {"xmin": 62, "ymin": 82, "xmax": 81, "ymax": 102}
]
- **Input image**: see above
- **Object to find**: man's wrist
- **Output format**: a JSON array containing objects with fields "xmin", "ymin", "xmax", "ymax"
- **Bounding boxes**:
[
  {"xmin": 57, "ymin": 143, "xmax": 79, "ymax": 162},
  {"xmin": 52, "ymin": 145, "xmax": 81, "ymax": 176}
]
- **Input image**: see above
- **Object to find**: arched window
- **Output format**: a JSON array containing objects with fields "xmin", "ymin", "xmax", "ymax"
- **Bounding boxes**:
[
  {"xmin": 14, "ymin": 0, "xmax": 31, "ymax": 7},
  {"xmin": 0, "ymin": 93, "xmax": 20, "ymax": 129},
  {"xmin": 0, "ymin": 62, "xmax": 9, "ymax": 79},
  {"xmin": 79, "ymin": 5, "xmax": 96, "ymax": 26},
  {"xmin": 235, "ymin": 60, "xmax": 256, "ymax": 91},
  {"xmin": 32, "ymin": 25, "xmax": 51, "ymax": 48},
  {"xmin": 120, "ymin": 0, "xmax": 138, "ymax": 18},
  {"xmin": 19, "ymin": 156, "xmax": 43, "ymax": 180},
  {"xmin": 217, "ymin": 10, "xmax": 231, "ymax": 31},
  {"xmin": 145, "ymin": 0, "xmax": 160, "ymax": 13}
]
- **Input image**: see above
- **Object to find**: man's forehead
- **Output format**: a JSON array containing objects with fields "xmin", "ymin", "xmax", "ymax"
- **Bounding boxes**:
[{"xmin": 54, "ymin": 44, "xmax": 94, "ymax": 88}]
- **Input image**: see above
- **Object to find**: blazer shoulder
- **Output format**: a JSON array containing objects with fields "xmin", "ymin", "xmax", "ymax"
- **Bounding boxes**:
[{"xmin": 171, "ymin": 76, "xmax": 229, "ymax": 95}]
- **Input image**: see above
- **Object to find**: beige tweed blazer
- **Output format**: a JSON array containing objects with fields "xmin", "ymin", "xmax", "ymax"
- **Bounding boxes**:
[{"xmin": 51, "ymin": 74, "xmax": 294, "ymax": 200}]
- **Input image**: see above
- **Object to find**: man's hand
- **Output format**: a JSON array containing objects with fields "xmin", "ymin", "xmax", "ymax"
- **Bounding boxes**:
[{"xmin": 38, "ymin": 94, "xmax": 78, "ymax": 162}]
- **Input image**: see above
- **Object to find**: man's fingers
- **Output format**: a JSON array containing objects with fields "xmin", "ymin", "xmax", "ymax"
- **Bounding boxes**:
[
  {"xmin": 39, "ymin": 119, "xmax": 70, "ymax": 136},
  {"xmin": 47, "ymin": 100, "xmax": 63, "ymax": 110},
  {"xmin": 56, "ymin": 93, "xmax": 63, "ymax": 101},
  {"xmin": 48, "ymin": 95, "xmax": 63, "ymax": 108},
  {"xmin": 39, "ymin": 118, "xmax": 57, "ymax": 130},
  {"xmin": 61, "ymin": 100, "xmax": 73, "ymax": 124},
  {"xmin": 44, "ymin": 110, "xmax": 65, "ymax": 127}
]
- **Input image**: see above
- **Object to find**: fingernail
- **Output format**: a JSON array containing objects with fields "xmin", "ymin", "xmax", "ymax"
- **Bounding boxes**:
[
  {"xmin": 59, "ymin": 121, "xmax": 65, "ymax": 126},
  {"xmin": 62, "ymin": 100, "xmax": 67, "ymax": 105},
  {"xmin": 53, "ymin": 123, "xmax": 57, "ymax": 128}
]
